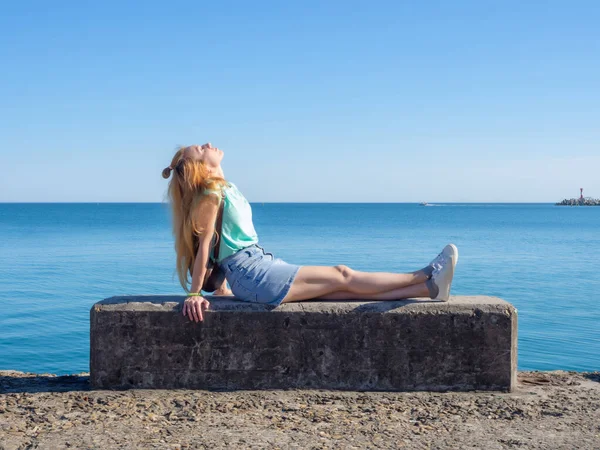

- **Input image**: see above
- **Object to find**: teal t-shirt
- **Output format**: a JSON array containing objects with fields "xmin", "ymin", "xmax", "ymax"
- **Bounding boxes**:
[{"xmin": 203, "ymin": 181, "xmax": 258, "ymax": 263}]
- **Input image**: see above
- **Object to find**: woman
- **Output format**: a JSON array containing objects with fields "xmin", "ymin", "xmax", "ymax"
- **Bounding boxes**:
[{"xmin": 163, "ymin": 143, "xmax": 458, "ymax": 323}]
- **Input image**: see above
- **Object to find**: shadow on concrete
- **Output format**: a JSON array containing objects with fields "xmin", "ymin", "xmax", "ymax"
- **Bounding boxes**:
[
  {"xmin": 351, "ymin": 299, "xmax": 442, "ymax": 312},
  {"xmin": 583, "ymin": 372, "xmax": 600, "ymax": 383},
  {"xmin": 288, "ymin": 298, "xmax": 439, "ymax": 313},
  {"xmin": 0, "ymin": 373, "xmax": 250, "ymax": 393},
  {"xmin": 0, "ymin": 373, "xmax": 91, "ymax": 394},
  {"xmin": 98, "ymin": 296, "xmax": 441, "ymax": 313}
]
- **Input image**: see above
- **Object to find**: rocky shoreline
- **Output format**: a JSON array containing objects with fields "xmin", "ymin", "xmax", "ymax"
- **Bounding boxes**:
[
  {"xmin": 556, "ymin": 198, "xmax": 600, "ymax": 206},
  {"xmin": 1, "ymin": 370, "xmax": 599, "ymax": 449}
]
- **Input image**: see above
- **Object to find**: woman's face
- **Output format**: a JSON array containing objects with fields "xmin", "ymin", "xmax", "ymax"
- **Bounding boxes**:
[{"xmin": 183, "ymin": 142, "xmax": 223, "ymax": 169}]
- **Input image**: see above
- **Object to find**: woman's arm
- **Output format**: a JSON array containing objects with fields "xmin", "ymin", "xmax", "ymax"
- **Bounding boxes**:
[
  {"xmin": 190, "ymin": 234, "xmax": 214, "ymax": 294},
  {"xmin": 183, "ymin": 195, "xmax": 220, "ymax": 322},
  {"xmin": 190, "ymin": 194, "xmax": 221, "ymax": 291}
]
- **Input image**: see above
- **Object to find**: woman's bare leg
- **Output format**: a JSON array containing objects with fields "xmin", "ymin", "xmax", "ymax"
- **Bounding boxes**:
[
  {"xmin": 316, "ymin": 282, "xmax": 430, "ymax": 301},
  {"xmin": 281, "ymin": 265, "xmax": 430, "ymax": 303}
]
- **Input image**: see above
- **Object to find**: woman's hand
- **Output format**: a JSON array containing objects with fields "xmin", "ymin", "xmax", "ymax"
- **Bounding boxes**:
[{"xmin": 183, "ymin": 295, "xmax": 210, "ymax": 323}]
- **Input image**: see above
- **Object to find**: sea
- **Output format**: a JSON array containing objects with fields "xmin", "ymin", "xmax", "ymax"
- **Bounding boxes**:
[{"xmin": 0, "ymin": 202, "xmax": 598, "ymax": 375}]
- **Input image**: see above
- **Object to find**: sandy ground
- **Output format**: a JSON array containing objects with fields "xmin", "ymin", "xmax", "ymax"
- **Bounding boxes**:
[{"xmin": 1, "ymin": 370, "xmax": 599, "ymax": 449}]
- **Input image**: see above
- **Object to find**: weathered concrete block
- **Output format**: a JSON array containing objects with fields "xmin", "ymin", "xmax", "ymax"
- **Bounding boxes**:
[{"xmin": 90, "ymin": 296, "xmax": 517, "ymax": 392}]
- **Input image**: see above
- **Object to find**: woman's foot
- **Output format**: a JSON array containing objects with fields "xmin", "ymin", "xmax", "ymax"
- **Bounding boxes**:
[
  {"xmin": 213, "ymin": 286, "xmax": 233, "ymax": 296},
  {"xmin": 425, "ymin": 244, "xmax": 458, "ymax": 301}
]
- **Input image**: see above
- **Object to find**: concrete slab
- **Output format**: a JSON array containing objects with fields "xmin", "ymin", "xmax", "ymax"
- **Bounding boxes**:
[{"xmin": 90, "ymin": 296, "xmax": 517, "ymax": 392}]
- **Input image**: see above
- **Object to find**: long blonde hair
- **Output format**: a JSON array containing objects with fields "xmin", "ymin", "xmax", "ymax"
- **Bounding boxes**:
[{"xmin": 162, "ymin": 146, "xmax": 228, "ymax": 292}]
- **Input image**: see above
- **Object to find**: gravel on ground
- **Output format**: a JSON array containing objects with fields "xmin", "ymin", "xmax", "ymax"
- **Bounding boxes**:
[{"xmin": 1, "ymin": 370, "xmax": 599, "ymax": 449}]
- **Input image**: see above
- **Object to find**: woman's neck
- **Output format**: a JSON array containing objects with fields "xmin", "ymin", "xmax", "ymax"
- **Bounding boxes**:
[{"xmin": 211, "ymin": 166, "xmax": 225, "ymax": 179}]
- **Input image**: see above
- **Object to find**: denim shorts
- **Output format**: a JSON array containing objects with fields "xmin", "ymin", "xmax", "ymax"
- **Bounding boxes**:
[{"xmin": 219, "ymin": 244, "xmax": 301, "ymax": 306}]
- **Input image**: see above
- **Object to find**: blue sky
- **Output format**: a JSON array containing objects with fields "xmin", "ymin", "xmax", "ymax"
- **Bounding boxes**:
[{"xmin": 1, "ymin": 1, "xmax": 598, "ymax": 202}]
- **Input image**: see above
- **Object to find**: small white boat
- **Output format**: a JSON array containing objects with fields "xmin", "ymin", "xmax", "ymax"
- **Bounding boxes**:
[{"xmin": 419, "ymin": 202, "xmax": 428, "ymax": 206}]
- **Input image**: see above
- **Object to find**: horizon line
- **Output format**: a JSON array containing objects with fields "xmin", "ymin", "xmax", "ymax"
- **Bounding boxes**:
[{"xmin": 0, "ymin": 201, "xmax": 572, "ymax": 205}]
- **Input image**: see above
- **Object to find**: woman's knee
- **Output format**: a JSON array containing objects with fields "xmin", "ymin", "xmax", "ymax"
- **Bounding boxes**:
[{"xmin": 333, "ymin": 264, "xmax": 354, "ymax": 286}]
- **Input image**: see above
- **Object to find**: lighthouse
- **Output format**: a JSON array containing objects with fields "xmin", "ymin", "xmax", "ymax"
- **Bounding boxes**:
[{"xmin": 580, "ymin": 188, "xmax": 584, "ymax": 201}]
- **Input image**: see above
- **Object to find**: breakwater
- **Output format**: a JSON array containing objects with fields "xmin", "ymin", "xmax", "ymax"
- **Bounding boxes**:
[{"xmin": 556, "ymin": 197, "xmax": 600, "ymax": 206}]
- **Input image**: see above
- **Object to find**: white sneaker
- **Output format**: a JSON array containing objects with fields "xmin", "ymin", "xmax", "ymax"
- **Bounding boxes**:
[{"xmin": 429, "ymin": 244, "xmax": 458, "ymax": 301}]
